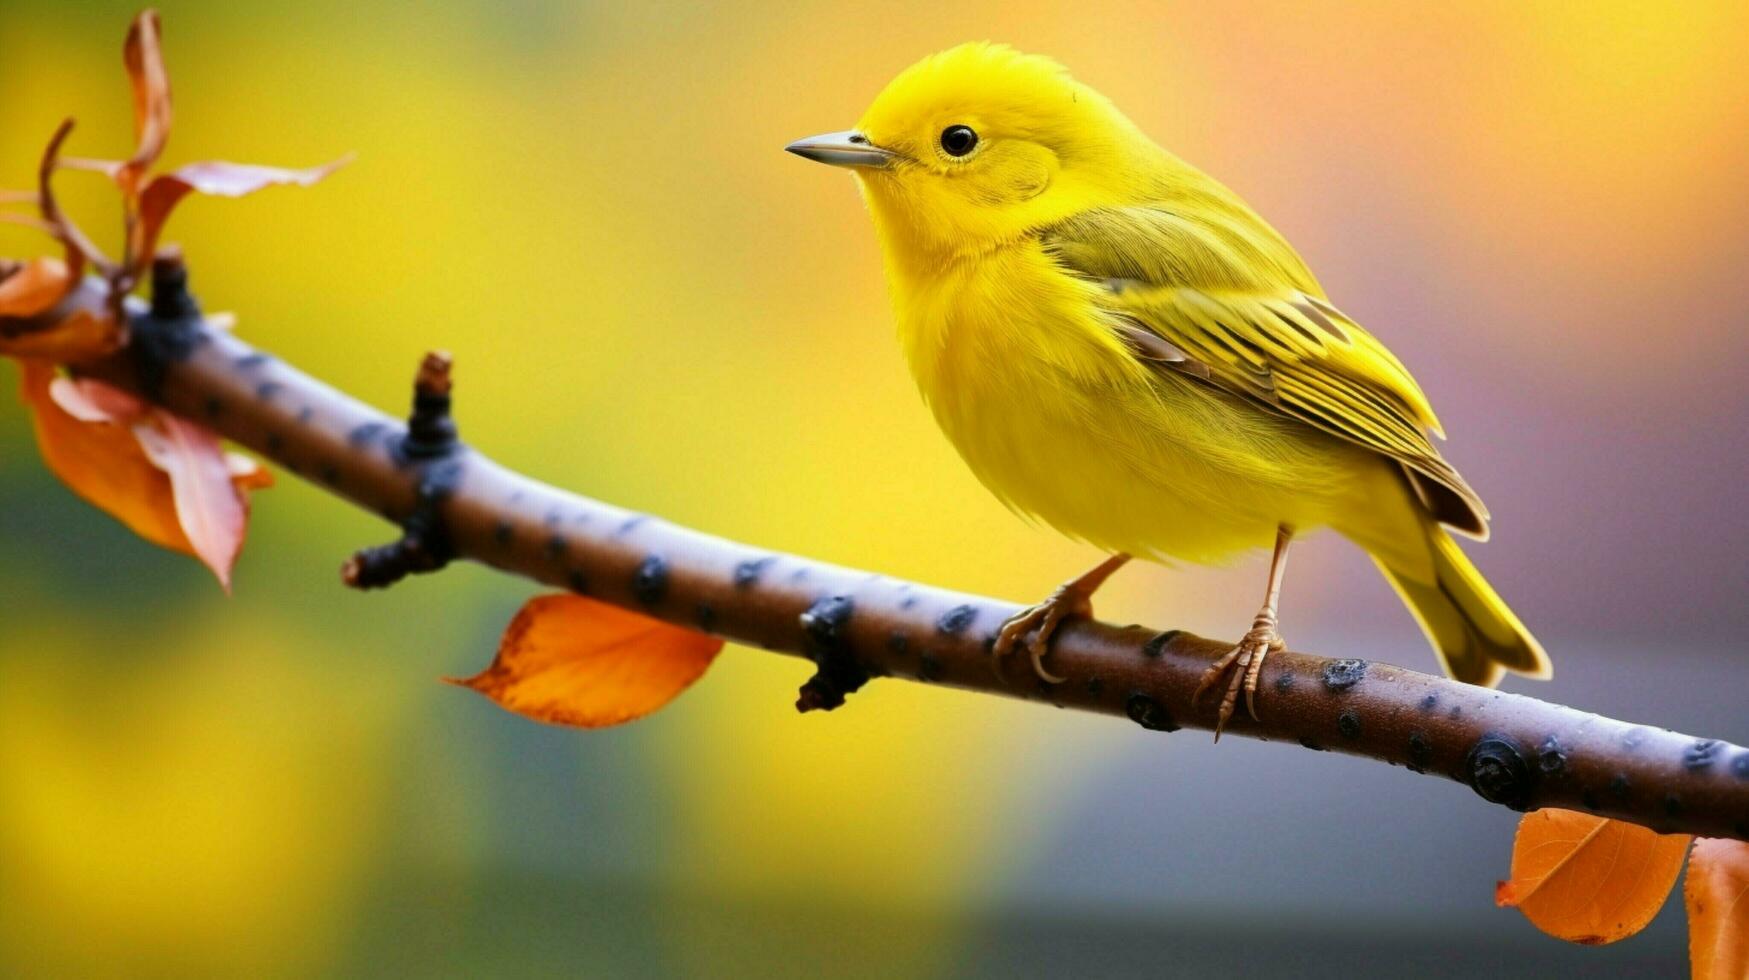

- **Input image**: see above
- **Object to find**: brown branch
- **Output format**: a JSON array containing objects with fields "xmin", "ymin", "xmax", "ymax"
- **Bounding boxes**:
[{"xmin": 16, "ymin": 256, "xmax": 1749, "ymax": 843}]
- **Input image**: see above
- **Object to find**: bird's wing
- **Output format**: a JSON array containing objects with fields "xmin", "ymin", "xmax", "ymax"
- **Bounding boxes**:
[{"xmin": 1042, "ymin": 205, "xmax": 1489, "ymax": 537}]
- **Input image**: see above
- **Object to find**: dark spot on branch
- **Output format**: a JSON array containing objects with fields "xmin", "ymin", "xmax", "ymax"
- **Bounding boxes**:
[
  {"xmin": 234, "ymin": 352, "xmax": 271, "ymax": 370},
  {"xmin": 348, "ymin": 422, "xmax": 386, "ymax": 449},
  {"xmin": 937, "ymin": 604, "xmax": 977, "ymax": 636},
  {"xmin": 1125, "ymin": 692, "xmax": 1177, "ymax": 732},
  {"xmin": 544, "ymin": 535, "xmax": 567, "ymax": 560},
  {"xmin": 1419, "ymin": 693, "xmax": 1438, "ymax": 712},
  {"xmin": 265, "ymin": 433, "xmax": 284, "ymax": 453},
  {"xmin": 1465, "ymin": 734, "xmax": 1533, "ymax": 810},
  {"xmin": 204, "ymin": 396, "xmax": 224, "ymax": 418},
  {"xmin": 732, "ymin": 556, "xmax": 773, "ymax": 589},
  {"xmin": 1085, "ymin": 675, "xmax": 1104, "ymax": 698},
  {"xmin": 788, "ymin": 566, "xmax": 809, "ymax": 582},
  {"xmin": 1663, "ymin": 794, "xmax": 1683, "ymax": 817},
  {"xmin": 1299, "ymin": 738, "xmax": 1326, "ymax": 752},
  {"xmin": 297, "ymin": 406, "xmax": 313, "ymax": 425},
  {"xmin": 918, "ymin": 654, "xmax": 943, "ymax": 682},
  {"xmin": 1734, "ymin": 754, "xmax": 1749, "ymax": 780},
  {"xmin": 1581, "ymin": 789, "xmax": 1601, "ymax": 811},
  {"xmin": 1448, "ymin": 705, "xmax": 1463, "ymax": 719},
  {"xmin": 1538, "ymin": 736, "xmax": 1567, "ymax": 776},
  {"xmin": 1407, "ymin": 730, "xmax": 1432, "ymax": 773},
  {"xmin": 898, "ymin": 594, "xmax": 917, "ymax": 610},
  {"xmin": 320, "ymin": 464, "xmax": 340, "ymax": 486},
  {"xmin": 1322, "ymin": 659, "xmax": 1367, "ymax": 692},
  {"xmin": 493, "ymin": 522, "xmax": 512, "ymax": 547},
  {"xmin": 1337, "ymin": 710, "xmax": 1361, "ymax": 739},
  {"xmin": 567, "ymin": 570, "xmax": 588, "ymax": 594},
  {"xmin": 886, "ymin": 632, "xmax": 908, "ymax": 656},
  {"xmin": 1684, "ymin": 739, "xmax": 1722, "ymax": 771},
  {"xmin": 801, "ymin": 594, "xmax": 854, "ymax": 651},
  {"xmin": 255, "ymin": 381, "xmax": 282, "ymax": 401},
  {"xmin": 1609, "ymin": 773, "xmax": 1631, "ymax": 800},
  {"xmin": 1272, "ymin": 672, "xmax": 1293, "ymax": 694},
  {"xmin": 633, "ymin": 555, "xmax": 669, "ymax": 605},
  {"xmin": 616, "ymin": 514, "xmax": 647, "ymax": 536},
  {"xmin": 1142, "ymin": 631, "xmax": 1178, "ymax": 658},
  {"xmin": 542, "ymin": 510, "xmax": 562, "ymax": 528},
  {"xmin": 694, "ymin": 602, "xmax": 716, "ymax": 632}
]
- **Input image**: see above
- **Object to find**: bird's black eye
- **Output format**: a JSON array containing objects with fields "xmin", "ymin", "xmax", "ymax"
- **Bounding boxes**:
[{"xmin": 940, "ymin": 125, "xmax": 978, "ymax": 157}]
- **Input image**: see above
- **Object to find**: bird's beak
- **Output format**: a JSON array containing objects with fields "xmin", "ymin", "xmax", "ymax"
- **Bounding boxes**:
[{"xmin": 785, "ymin": 130, "xmax": 896, "ymax": 170}]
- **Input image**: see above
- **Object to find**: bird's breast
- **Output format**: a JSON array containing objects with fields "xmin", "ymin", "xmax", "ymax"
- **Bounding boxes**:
[{"xmin": 891, "ymin": 244, "xmax": 1352, "ymax": 562}]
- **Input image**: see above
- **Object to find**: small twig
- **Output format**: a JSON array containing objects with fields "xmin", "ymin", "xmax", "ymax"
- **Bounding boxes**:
[
  {"xmin": 9, "ymin": 273, "xmax": 1748, "ymax": 842},
  {"xmin": 341, "ymin": 351, "xmax": 460, "ymax": 589}
]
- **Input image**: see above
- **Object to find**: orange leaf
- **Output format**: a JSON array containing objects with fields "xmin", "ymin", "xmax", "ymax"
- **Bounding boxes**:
[
  {"xmin": 131, "ymin": 411, "xmax": 249, "ymax": 591},
  {"xmin": 1686, "ymin": 838, "xmax": 1749, "ymax": 979},
  {"xmin": 17, "ymin": 364, "xmax": 267, "ymax": 588},
  {"xmin": 450, "ymin": 594, "xmax": 723, "ymax": 728},
  {"xmin": 17, "ymin": 359, "xmax": 187, "ymax": 554},
  {"xmin": 1497, "ymin": 809, "xmax": 1691, "ymax": 945},
  {"xmin": 120, "ymin": 9, "xmax": 172, "ymax": 193},
  {"xmin": 133, "ymin": 158, "xmax": 348, "ymax": 270},
  {"xmin": 0, "ymin": 257, "xmax": 74, "ymax": 317}
]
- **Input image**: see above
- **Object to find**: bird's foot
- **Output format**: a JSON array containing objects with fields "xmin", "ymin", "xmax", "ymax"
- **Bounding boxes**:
[
  {"xmin": 992, "ymin": 585, "xmax": 1094, "ymax": 685},
  {"xmin": 1193, "ymin": 613, "xmax": 1285, "ymax": 740}
]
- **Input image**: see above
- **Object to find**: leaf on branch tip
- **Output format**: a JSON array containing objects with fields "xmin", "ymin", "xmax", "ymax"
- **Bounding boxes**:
[
  {"xmin": 17, "ymin": 363, "xmax": 268, "ymax": 590},
  {"xmin": 1686, "ymin": 838, "xmax": 1749, "ymax": 979},
  {"xmin": 450, "ymin": 594, "xmax": 723, "ymax": 729},
  {"xmin": 1496, "ymin": 808, "xmax": 1691, "ymax": 945}
]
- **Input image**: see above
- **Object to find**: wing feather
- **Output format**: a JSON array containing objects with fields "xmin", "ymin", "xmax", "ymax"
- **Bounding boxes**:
[{"xmin": 1043, "ymin": 206, "xmax": 1487, "ymax": 537}]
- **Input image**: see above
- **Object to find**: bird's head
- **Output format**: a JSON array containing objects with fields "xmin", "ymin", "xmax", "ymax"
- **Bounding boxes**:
[{"xmin": 788, "ymin": 43, "xmax": 1156, "ymax": 267}]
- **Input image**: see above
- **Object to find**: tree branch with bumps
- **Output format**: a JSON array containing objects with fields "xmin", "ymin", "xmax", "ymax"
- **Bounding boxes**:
[{"xmin": 3, "ymin": 255, "xmax": 1735, "ymax": 843}]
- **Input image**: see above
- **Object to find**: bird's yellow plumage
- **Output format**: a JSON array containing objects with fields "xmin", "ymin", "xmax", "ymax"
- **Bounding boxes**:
[{"xmin": 788, "ymin": 43, "xmax": 1550, "ymax": 729}]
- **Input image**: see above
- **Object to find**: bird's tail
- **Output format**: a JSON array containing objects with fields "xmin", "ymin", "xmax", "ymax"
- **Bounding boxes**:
[{"xmin": 1373, "ymin": 527, "xmax": 1551, "ymax": 688}]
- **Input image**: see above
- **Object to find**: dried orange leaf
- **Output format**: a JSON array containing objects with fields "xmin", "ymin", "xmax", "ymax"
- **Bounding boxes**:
[
  {"xmin": 50, "ymin": 375, "xmax": 147, "ymax": 422},
  {"xmin": 134, "ymin": 158, "xmax": 348, "ymax": 267},
  {"xmin": 132, "ymin": 411, "xmax": 249, "ymax": 591},
  {"xmin": 18, "ymin": 364, "xmax": 267, "ymax": 588},
  {"xmin": 121, "ymin": 9, "xmax": 172, "ymax": 191},
  {"xmin": 450, "ymin": 594, "xmax": 723, "ymax": 728},
  {"xmin": 0, "ymin": 306, "xmax": 123, "ymax": 361},
  {"xmin": 1686, "ymin": 838, "xmax": 1749, "ymax": 979},
  {"xmin": 1497, "ymin": 809, "xmax": 1691, "ymax": 945},
  {"xmin": 0, "ymin": 257, "xmax": 74, "ymax": 317},
  {"xmin": 18, "ymin": 360, "xmax": 187, "ymax": 554}
]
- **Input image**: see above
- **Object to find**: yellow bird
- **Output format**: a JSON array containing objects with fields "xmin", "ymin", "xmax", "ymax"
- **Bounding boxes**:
[{"xmin": 787, "ymin": 43, "xmax": 1550, "ymax": 734}]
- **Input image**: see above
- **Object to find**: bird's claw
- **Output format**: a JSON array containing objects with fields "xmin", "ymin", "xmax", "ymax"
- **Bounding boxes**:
[
  {"xmin": 992, "ymin": 586, "xmax": 1091, "ymax": 684},
  {"xmin": 1193, "ymin": 618, "xmax": 1283, "ymax": 740}
]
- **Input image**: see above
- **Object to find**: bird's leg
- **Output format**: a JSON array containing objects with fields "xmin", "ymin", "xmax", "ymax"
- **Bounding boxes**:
[
  {"xmin": 1194, "ymin": 526, "xmax": 1293, "ymax": 740},
  {"xmin": 993, "ymin": 553, "xmax": 1131, "ymax": 684}
]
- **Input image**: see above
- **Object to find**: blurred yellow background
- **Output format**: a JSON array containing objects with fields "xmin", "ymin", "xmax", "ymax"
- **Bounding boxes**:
[{"xmin": 2, "ymin": 2, "xmax": 1746, "ymax": 976}]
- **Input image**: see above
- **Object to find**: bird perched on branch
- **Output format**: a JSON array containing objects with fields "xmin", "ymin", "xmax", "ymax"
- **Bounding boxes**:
[{"xmin": 788, "ymin": 43, "xmax": 1549, "ymax": 735}]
